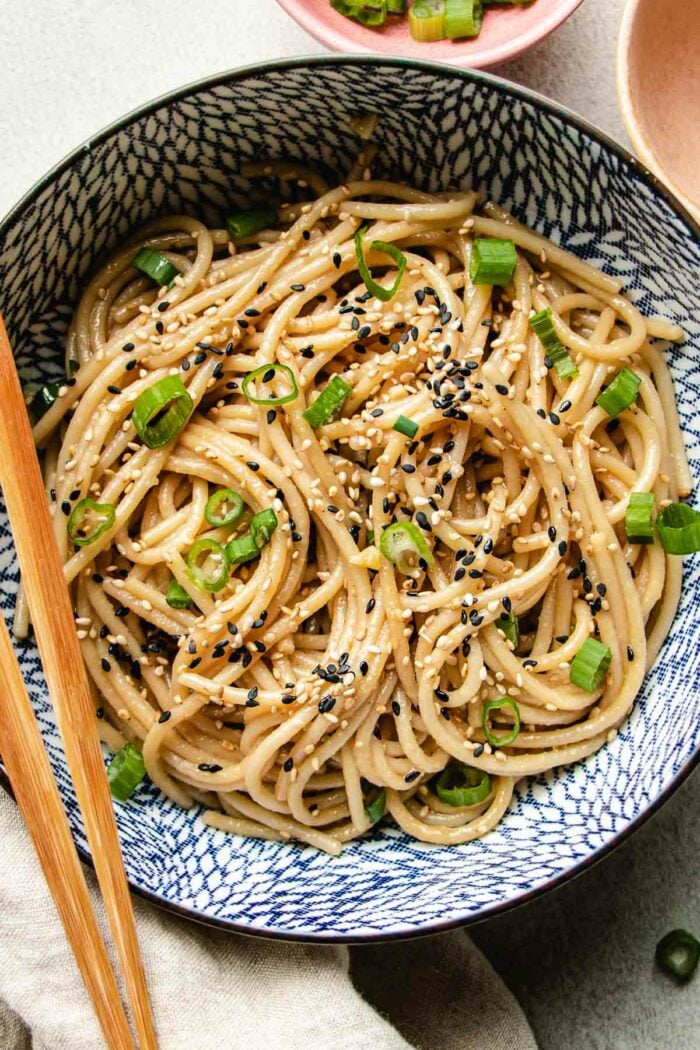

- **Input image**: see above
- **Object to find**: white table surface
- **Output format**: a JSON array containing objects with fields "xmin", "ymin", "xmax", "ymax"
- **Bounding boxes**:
[{"xmin": 0, "ymin": 2, "xmax": 697, "ymax": 1048}]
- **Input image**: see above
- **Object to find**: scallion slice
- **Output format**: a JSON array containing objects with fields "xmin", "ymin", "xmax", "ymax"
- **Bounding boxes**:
[
  {"xmin": 186, "ymin": 538, "xmax": 230, "ymax": 593},
  {"xmin": 595, "ymin": 367, "xmax": 641, "ymax": 417},
  {"xmin": 569, "ymin": 637, "xmax": 612, "ymax": 692},
  {"xmin": 380, "ymin": 521, "xmax": 434, "ymax": 575},
  {"xmin": 355, "ymin": 227, "xmax": 407, "ymax": 302},
  {"xmin": 251, "ymin": 508, "xmax": 278, "ymax": 549},
  {"xmin": 496, "ymin": 610, "xmax": 519, "ymax": 649},
  {"xmin": 482, "ymin": 696, "xmax": 520, "ymax": 748},
  {"xmin": 364, "ymin": 787, "xmax": 386, "ymax": 824},
  {"xmin": 133, "ymin": 248, "xmax": 178, "ymax": 288},
  {"xmin": 227, "ymin": 534, "xmax": 260, "ymax": 566},
  {"xmin": 408, "ymin": 0, "xmax": 446, "ymax": 40},
  {"xmin": 435, "ymin": 763, "xmax": 491, "ymax": 806},
  {"xmin": 302, "ymin": 374, "xmax": 352, "ymax": 427},
  {"xmin": 393, "ymin": 415, "xmax": 419, "ymax": 439},
  {"xmin": 469, "ymin": 238, "xmax": 517, "ymax": 286},
  {"xmin": 241, "ymin": 363, "xmax": 299, "ymax": 406},
  {"xmin": 529, "ymin": 307, "xmax": 578, "ymax": 380},
  {"xmin": 67, "ymin": 498, "xmax": 115, "ymax": 547},
  {"xmin": 204, "ymin": 488, "xmax": 245, "ymax": 528},
  {"xmin": 625, "ymin": 491, "xmax": 655, "ymax": 545},
  {"xmin": 656, "ymin": 502, "xmax": 700, "ymax": 555},
  {"xmin": 165, "ymin": 578, "xmax": 192, "ymax": 610},
  {"xmin": 131, "ymin": 375, "xmax": 193, "ymax": 448},
  {"xmin": 331, "ymin": 0, "xmax": 388, "ymax": 26},
  {"xmin": 655, "ymin": 929, "xmax": 700, "ymax": 982},
  {"xmin": 29, "ymin": 380, "xmax": 61, "ymax": 422},
  {"xmin": 226, "ymin": 206, "xmax": 278, "ymax": 241},
  {"xmin": 107, "ymin": 742, "xmax": 146, "ymax": 802},
  {"xmin": 387, "ymin": 0, "xmax": 406, "ymax": 11},
  {"xmin": 445, "ymin": 0, "xmax": 483, "ymax": 38}
]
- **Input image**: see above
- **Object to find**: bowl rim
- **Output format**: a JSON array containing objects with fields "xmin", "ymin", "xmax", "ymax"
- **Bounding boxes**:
[
  {"xmin": 0, "ymin": 54, "xmax": 698, "ymax": 944},
  {"xmin": 616, "ymin": 0, "xmax": 700, "ymax": 223},
  {"xmin": 274, "ymin": 0, "xmax": 586, "ymax": 70}
]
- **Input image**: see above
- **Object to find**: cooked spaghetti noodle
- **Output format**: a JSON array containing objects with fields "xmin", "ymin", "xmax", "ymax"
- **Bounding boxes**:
[{"xmin": 25, "ymin": 167, "xmax": 692, "ymax": 854}]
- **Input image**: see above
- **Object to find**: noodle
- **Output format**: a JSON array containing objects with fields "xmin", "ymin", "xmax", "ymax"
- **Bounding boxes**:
[{"xmin": 28, "ymin": 170, "xmax": 691, "ymax": 855}]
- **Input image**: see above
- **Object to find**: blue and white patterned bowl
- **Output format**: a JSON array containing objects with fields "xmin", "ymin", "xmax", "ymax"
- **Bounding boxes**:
[{"xmin": 1, "ymin": 57, "xmax": 698, "ymax": 942}]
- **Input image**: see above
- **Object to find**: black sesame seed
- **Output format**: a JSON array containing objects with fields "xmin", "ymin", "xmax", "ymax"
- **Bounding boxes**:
[
  {"xmin": 125, "ymin": 359, "xmax": 137, "ymax": 371},
  {"xmin": 101, "ymin": 658, "xmax": 111, "ymax": 672},
  {"xmin": 495, "ymin": 384, "xmax": 509, "ymax": 396},
  {"xmin": 267, "ymin": 409, "xmax": 277, "ymax": 424},
  {"xmin": 158, "ymin": 710, "xmax": 172, "ymax": 724},
  {"xmin": 392, "ymin": 700, "xmax": 401, "ymax": 716},
  {"xmin": 473, "ymin": 744, "xmax": 484, "ymax": 758},
  {"xmin": 548, "ymin": 525, "xmax": 557, "ymax": 542},
  {"xmin": 318, "ymin": 696, "xmax": 336, "ymax": 714},
  {"xmin": 96, "ymin": 707, "xmax": 104, "ymax": 719},
  {"xmin": 627, "ymin": 646, "xmax": 635, "ymax": 661},
  {"xmin": 359, "ymin": 660, "xmax": 369, "ymax": 676},
  {"xmin": 283, "ymin": 757, "xmax": 294, "ymax": 772},
  {"xmin": 558, "ymin": 540, "xmax": 568, "ymax": 556},
  {"xmin": 405, "ymin": 770, "xmax": 420, "ymax": 783},
  {"xmin": 366, "ymin": 598, "xmax": 376, "ymax": 614}
]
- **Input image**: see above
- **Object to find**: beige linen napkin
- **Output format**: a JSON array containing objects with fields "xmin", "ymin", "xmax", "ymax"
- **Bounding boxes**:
[{"xmin": 0, "ymin": 793, "xmax": 536, "ymax": 1049}]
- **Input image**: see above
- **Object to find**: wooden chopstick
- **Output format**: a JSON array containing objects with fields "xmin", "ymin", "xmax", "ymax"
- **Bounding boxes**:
[
  {"xmin": 0, "ymin": 314, "xmax": 158, "ymax": 1050},
  {"xmin": 0, "ymin": 616, "xmax": 136, "ymax": 1050}
]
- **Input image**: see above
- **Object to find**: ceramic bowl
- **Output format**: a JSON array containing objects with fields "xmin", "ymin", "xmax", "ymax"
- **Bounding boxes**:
[
  {"xmin": 0, "ymin": 58, "xmax": 698, "ymax": 942},
  {"xmin": 276, "ymin": 0, "xmax": 584, "ymax": 69},
  {"xmin": 617, "ymin": 0, "xmax": 700, "ymax": 222}
]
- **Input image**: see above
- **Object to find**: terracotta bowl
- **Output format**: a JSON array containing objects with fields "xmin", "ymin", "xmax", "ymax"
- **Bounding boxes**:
[
  {"xmin": 617, "ymin": 0, "xmax": 700, "ymax": 221},
  {"xmin": 276, "ymin": 0, "xmax": 584, "ymax": 69}
]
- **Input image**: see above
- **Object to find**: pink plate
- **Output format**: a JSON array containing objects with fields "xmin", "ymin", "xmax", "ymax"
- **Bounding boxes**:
[{"xmin": 276, "ymin": 0, "xmax": 584, "ymax": 70}]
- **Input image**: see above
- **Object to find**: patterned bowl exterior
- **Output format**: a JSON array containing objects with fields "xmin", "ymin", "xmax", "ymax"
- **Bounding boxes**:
[{"xmin": 0, "ymin": 58, "xmax": 698, "ymax": 942}]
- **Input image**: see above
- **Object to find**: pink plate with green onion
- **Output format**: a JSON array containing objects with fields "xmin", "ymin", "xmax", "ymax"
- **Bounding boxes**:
[{"xmin": 276, "ymin": 0, "xmax": 584, "ymax": 69}]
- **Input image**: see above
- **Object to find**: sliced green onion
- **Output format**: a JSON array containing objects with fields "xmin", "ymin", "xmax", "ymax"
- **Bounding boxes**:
[
  {"xmin": 226, "ymin": 206, "xmax": 278, "ymax": 241},
  {"xmin": 469, "ymin": 238, "xmax": 517, "ymax": 286},
  {"xmin": 226, "ymin": 533, "xmax": 260, "ymax": 566},
  {"xmin": 366, "ymin": 530, "xmax": 375, "ymax": 546},
  {"xmin": 496, "ymin": 610, "xmax": 519, "ymax": 649},
  {"xmin": 355, "ymin": 227, "xmax": 407, "ymax": 302},
  {"xmin": 205, "ymin": 488, "xmax": 244, "ymax": 528},
  {"xmin": 569, "ymin": 637, "xmax": 612, "ymax": 692},
  {"xmin": 408, "ymin": 0, "xmax": 446, "ymax": 40},
  {"xmin": 445, "ymin": 0, "xmax": 483, "ymax": 38},
  {"xmin": 656, "ymin": 929, "xmax": 700, "ymax": 982},
  {"xmin": 387, "ymin": 0, "xmax": 406, "ymax": 11},
  {"xmin": 595, "ymin": 367, "xmax": 641, "ymax": 417},
  {"xmin": 656, "ymin": 502, "xmax": 700, "ymax": 555},
  {"xmin": 365, "ymin": 787, "xmax": 386, "ymax": 824},
  {"xmin": 241, "ymin": 363, "xmax": 299, "ymax": 406},
  {"xmin": 435, "ymin": 763, "xmax": 491, "ymax": 806},
  {"xmin": 131, "ymin": 375, "xmax": 193, "ymax": 449},
  {"xmin": 393, "ymin": 415, "xmax": 419, "ymax": 439},
  {"xmin": 29, "ymin": 380, "xmax": 61, "ymax": 422},
  {"xmin": 186, "ymin": 538, "xmax": 230, "ymax": 593},
  {"xmin": 625, "ymin": 492, "xmax": 655, "ymax": 545},
  {"xmin": 165, "ymin": 578, "xmax": 192, "ymax": 609},
  {"xmin": 482, "ymin": 696, "xmax": 521, "ymax": 748},
  {"xmin": 380, "ymin": 521, "xmax": 434, "ymax": 575},
  {"xmin": 251, "ymin": 508, "xmax": 278, "ymax": 549},
  {"xmin": 331, "ymin": 0, "xmax": 388, "ymax": 26},
  {"xmin": 302, "ymin": 374, "xmax": 352, "ymax": 427},
  {"xmin": 67, "ymin": 498, "xmax": 115, "ymax": 547},
  {"xmin": 107, "ymin": 742, "xmax": 146, "ymax": 802},
  {"xmin": 133, "ymin": 248, "xmax": 178, "ymax": 287},
  {"xmin": 529, "ymin": 307, "xmax": 578, "ymax": 380}
]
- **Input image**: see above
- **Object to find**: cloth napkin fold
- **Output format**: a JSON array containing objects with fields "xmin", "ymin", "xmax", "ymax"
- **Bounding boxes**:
[{"xmin": 0, "ymin": 793, "xmax": 537, "ymax": 1050}]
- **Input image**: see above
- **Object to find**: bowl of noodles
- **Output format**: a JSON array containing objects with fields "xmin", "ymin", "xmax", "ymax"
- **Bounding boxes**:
[{"xmin": 0, "ymin": 57, "xmax": 698, "ymax": 941}]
